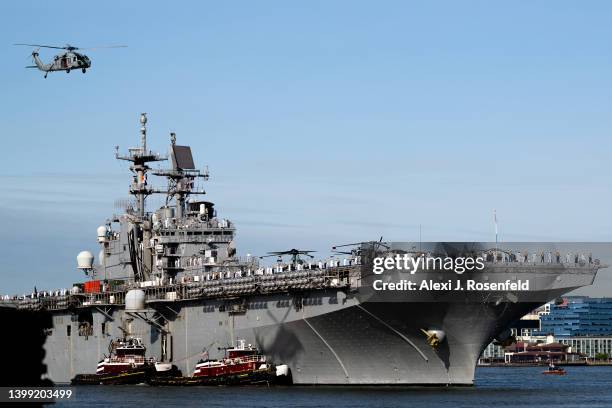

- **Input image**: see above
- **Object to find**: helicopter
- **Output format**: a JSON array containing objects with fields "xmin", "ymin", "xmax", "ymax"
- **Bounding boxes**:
[
  {"xmin": 260, "ymin": 249, "xmax": 316, "ymax": 266},
  {"xmin": 331, "ymin": 237, "xmax": 389, "ymax": 256},
  {"xmin": 14, "ymin": 43, "xmax": 127, "ymax": 78}
]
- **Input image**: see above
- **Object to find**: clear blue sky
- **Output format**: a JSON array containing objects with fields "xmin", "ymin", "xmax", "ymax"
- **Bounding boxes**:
[{"xmin": 1, "ymin": 1, "xmax": 612, "ymax": 294}]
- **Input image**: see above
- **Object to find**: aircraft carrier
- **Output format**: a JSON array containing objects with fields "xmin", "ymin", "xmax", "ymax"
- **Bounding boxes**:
[{"xmin": 3, "ymin": 113, "xmax": 604, "ymax": 385}]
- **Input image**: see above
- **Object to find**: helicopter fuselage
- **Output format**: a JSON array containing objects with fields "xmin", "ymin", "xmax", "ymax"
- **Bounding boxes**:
[{"xmin": 35, "ymin": 51, "xmax": 91, "ymax": 73}]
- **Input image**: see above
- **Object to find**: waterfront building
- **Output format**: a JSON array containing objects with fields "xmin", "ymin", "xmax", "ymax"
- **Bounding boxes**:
[
  {"xmin": 503, "ymin": 341, "xmax": 584, "ymax": 364},
  {"xmin": 536, "ymin": 297, "xmax": 612, "ymax": 337},
  {"xmin": 558, "ymin": 337, "xmax": 612, "ymax": 359},
  {"xmin": 480, "ymin": 298, "xmax": 612, "ymax": 363}
]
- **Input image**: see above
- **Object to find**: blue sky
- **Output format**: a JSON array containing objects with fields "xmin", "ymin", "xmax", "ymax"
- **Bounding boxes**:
[{"xmin": 1, "ymin": 1, "xmax": 612, "ymax": 294}]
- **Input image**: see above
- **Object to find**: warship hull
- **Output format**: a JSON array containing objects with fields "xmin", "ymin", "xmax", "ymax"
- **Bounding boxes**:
[{"xmin": 42, "ymin": 276, "xmax": 590, "ymax": 385}]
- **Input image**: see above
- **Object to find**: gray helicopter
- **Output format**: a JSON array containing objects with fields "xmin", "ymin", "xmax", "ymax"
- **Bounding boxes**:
[{"xmin": 14, "ymin": 43, "xmax": 127, "ymax": 78}]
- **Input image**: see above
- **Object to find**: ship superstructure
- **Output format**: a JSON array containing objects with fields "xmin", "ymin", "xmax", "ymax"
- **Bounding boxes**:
[{"xmin": 2, "ymin": 114, "xmax": 605, "ymax": 385}]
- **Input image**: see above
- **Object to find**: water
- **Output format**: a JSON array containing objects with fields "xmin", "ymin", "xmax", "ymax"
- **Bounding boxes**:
[{"xmin": 56, "ymin": 367, "xmax": 612, "ymax": 408}]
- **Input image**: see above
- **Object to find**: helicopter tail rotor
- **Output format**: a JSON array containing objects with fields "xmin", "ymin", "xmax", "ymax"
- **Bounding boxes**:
[
  {"xmin": 24, "ymin": 48, "xmax": 41, "ymax": 69},
  {"xmin": 24, "ymin": 48, "xmax": 38, "ymax": 60}
]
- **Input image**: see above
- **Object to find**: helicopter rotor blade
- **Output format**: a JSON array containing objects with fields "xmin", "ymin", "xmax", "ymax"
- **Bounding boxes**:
[
  {"xmin": 266, "ymin": 249, "xmax": 316, "ymax": 255},
  {"xmin": 259, "ymin": 254, "xmax": 280, "ymax": 259},
  {"xmin": 14, "ymin": 43, "xmax": 66, "ymax": 50},
  {"xmin": 332, "ymin": 242, "xmax": 363, "ymax": 250},
  {"xmin": 78, "ymin": 45, "xmax": 128, "ymax": 50}
]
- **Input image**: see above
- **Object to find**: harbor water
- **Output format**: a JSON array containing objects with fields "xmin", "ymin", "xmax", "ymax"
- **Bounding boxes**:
[{"xmin": 57, "ymin": 366, "xmax": 612, "ymax": 407}]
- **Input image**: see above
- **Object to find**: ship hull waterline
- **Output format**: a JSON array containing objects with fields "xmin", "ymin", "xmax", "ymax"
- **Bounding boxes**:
[{"xmin": 43, "ymin": 286, "xmax": 578, "ymax": 385}]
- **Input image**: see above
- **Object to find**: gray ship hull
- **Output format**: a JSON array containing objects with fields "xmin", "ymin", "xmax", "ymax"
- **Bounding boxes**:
[{"xmin": 43, "ymin": 283, "xmax": 579, "ymax": 385}]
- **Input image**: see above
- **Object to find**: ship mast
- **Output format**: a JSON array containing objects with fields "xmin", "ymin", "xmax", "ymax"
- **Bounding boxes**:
[
  {"xmin": 151, "ymin": 132, "xmax": 209, "ymax": 217},
  {"xmin": 115, "ymin": 113, "xmax": 167, "ymax": 217}
]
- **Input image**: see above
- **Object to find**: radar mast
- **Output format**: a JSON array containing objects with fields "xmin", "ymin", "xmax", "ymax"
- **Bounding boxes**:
[
  {"xmin": 115, "ymin": 113, "xmax": 167, "ymax": 217},
  {"xmin": 151, "ymin": 132, "xmax": 209, "ymax": 218}
]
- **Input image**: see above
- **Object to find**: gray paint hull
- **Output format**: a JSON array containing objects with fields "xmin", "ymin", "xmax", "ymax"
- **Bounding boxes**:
[{"xmin": 42, "ymin": 286, "xmax": 569, "ymax": 385}]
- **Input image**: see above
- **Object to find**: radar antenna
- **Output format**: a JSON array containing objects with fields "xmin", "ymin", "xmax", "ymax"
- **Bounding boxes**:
[{"xmin": 151, "ymin": 132, "xmax": 209, "ymax": 218}]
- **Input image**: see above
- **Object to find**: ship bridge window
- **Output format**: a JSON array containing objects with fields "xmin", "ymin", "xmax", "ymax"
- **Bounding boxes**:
[{"xmin": 67, "ymin": 325, "xmax": 71, "ymax": 337}]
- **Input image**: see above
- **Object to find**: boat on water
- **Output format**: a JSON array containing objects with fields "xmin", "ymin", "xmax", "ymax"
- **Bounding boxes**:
[
  {"xmin": 149, "ymin": 339, "xmax": 290, "ymax": 386},
  {"xmin": 193, "ymin": 339, "xmax": 270, "ymax": 377},
  {"xmin": 71, "ymin": 337, "xmax": 179, "ymax": 385},
  {"xmin": 542, "ymin": 369, "xmax": 566, "ymax": 375},
  {"xmin": 542, "ymin": 363, "xmax": 566, "ymax": 375},
  {"xmin": 2, "ymin": 113, "xmax": 606, "ymax": 385}
]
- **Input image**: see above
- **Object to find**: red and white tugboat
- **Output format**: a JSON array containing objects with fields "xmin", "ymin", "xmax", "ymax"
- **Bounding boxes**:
[
  {"xmin": 72, "ymin": 337, "xmax": 179, "ymax": 385},
  {"xmin": 192, "ymin": 339, "xmax": 268, "ymax": 378},
  {"xmin": 95, "ymin": 337, "xmax": 152, "ymax": 375},
  {"xmin": 148, "ymin": 339, "xmax": 289, "ymax": 385},
  {"xmin": 96, "ymin": 337, "xmax": 155, "ymax": 374}
]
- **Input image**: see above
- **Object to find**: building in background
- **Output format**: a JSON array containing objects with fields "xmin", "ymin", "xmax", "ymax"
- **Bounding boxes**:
[
  {"xmin": 536, "ymin": 297, "xmax": 612, "ymax": 337},
  {"xmin": 503, "ymin": 340, "xmax": 584, "ymax": 364},
  {"xmin": 480, "ymin": 297, "xmax": 612, "ymax": 364}
]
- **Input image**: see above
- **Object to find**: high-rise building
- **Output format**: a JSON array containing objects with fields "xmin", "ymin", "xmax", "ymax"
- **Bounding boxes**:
[{"xmin": 536, "ymin": 297, "xmax": 612, "ymax": 337}]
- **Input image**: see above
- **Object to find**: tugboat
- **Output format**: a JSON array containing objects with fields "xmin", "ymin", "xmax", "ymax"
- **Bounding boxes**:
[
  {"xmin": 193, "ymin": 339, "xmax": 267, "ymax": 377},
  {"xmin": 72, "ymin": 337, "xmax": 179, "ymax": 385},
  {"xmin": 149, "ymin": 339, "xmax": 290, "ymax": 385}
]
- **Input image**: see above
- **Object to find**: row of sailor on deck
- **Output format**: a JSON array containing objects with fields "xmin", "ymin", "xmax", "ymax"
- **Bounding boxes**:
[
  {"xmin": 482, "ymin": 250, "xmax": 595, "ymax": 264},
  {"xmin": 1, "ymin": 288, "xmax": 70, "ymax": 301}
]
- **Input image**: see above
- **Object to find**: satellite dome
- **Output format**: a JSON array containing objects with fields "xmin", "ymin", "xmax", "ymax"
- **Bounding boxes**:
[
  {"xmin": 97, "ymin": 226, "xmax": 107, "ymax": 242},
  {"xmin": 77, "ymin": 251, "xmax": 94, "ymax": 270},
  {"xmin": 125, "ymin": 289, "xmax": 146, "ymax": 311}
]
